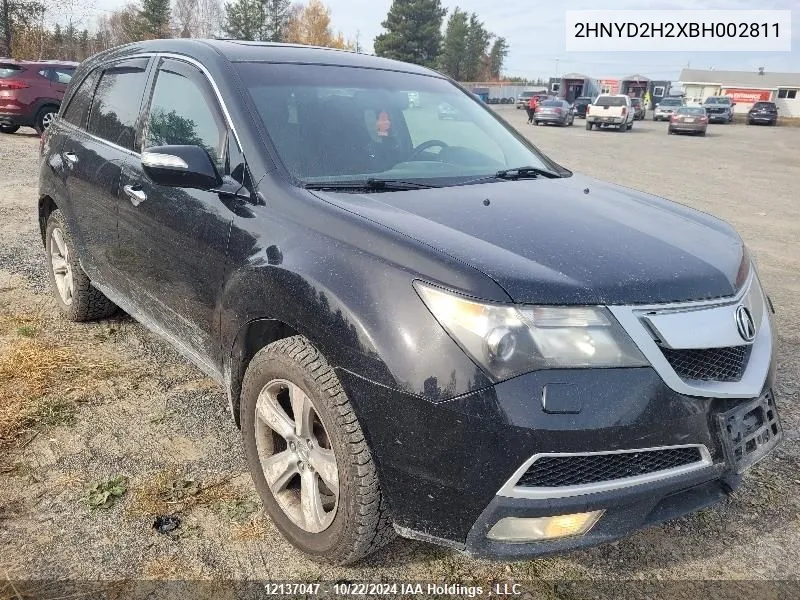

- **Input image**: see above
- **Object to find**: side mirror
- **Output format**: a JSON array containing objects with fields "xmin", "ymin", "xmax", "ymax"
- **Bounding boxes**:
[{"xmin": 142, "ymin": 145, "xmax": 222, "ymax": 190}]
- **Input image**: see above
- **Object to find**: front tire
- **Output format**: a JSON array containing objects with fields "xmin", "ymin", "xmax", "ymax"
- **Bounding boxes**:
[
  {"xmin": 241, "ymin": 336, "xmax": 394, "ymax": 565},
  {"xmin": 45, "ymin": 210, "xmax": 117, "ymax": 321}
]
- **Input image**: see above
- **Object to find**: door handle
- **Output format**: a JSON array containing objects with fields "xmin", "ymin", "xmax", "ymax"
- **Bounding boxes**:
[
  {"xmin": 63, "ymin": 152, "xmax": 78, "ymax": 165},
  {"xmin": 123, "ymin": 184, "xmax": 147, "ymax": 206}
]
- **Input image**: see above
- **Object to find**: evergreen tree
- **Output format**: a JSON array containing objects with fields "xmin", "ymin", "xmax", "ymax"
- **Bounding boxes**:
[
  {"xmin": 262, "ymin": 0, "xmax": 290, "ymax": 42},
  {"xmin": 488, "ymin": 37, "xmax": 508, "ymax": 80},
  {"xmin": 373, "ymin": 0, "xmax": 445, "ymax": 68},
  {"xmin": 139, "ymin": 0, "xmax": 171, "ymax": 38},
  {"xmin": 223, "ymin": 0, "xmax": 264, "ymax": 39},
  {"xmin": 438, "ymin": 7, "xmax": 467, "ymax": 79},
  {"xmin": 462, "ymin": 13, "xmax": 491, "ymax": 81},
  {"xmin": 52, "ymin": 23, "xmax": 63, "ymax": 59},
  {"xmin": 79, "ymin": 28, "xmax": 89, "ymax": 60}
]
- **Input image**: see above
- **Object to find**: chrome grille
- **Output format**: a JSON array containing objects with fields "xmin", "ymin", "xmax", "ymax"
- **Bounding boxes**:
[
  {"xmin": 660, "ymin": 345, "xmax": 751, "ymax": 382},
  {"xmin": 517, "ymin": 447, "xmax": 703, "ymax": 488}
]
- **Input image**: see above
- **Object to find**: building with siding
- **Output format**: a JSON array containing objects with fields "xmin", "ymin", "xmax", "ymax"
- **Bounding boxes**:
[{"xmin": 679, "ymin": 68, "xmax": 800, "ymax": 117}]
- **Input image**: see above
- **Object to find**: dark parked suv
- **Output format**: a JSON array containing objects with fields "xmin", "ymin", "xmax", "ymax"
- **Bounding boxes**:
[
  {"xmin": 39, "ymin": 40, "xmax": 782, "ymax": 565},
  {"xmin": 0, "ymin": 58, "xmax": 77, "ymax": 134}
]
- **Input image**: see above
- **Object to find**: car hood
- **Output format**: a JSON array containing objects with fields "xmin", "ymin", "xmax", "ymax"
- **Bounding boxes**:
[{"xmin": 310, "ymin": 174, "xmax": 746, "ymax": 305}]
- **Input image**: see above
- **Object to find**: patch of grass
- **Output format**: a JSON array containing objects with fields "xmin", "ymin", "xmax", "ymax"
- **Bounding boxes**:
[
  {"xmin": 31, "ymin": 398, "xmax": 76, "ymax": 427},
  {"xmin": 86, "ymin": 475, "xmax": 128, "ymax": 510},
  {"xmin": 217, "ymin": 498, "xmax": 260, "ymax": 524},
  {"xmin": 231, "ymin": 515, "xmax": 269, "ymax": 541},
  {"xmin": 0, "ymin": 331, "xmax": 120, "ymax": 452},
  {"xmin": 15, "ymin": 325, "xmax": 36, "ymax": 338},
  {"xmin": 128, "ymin": 470, "xmax": 239, "ymax": 518}
]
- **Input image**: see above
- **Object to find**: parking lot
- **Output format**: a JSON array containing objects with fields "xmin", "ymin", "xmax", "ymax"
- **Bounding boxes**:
[{"xmin": 0, "ymin": 110, "xmax": 798, "ymax": 587}]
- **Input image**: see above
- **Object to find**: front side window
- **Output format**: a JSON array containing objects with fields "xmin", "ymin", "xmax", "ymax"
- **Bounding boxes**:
[
  {"xmin": 87, "ymin": 60, "xmax": 149, "ymax": 150},
  {"xmin": 143, "ymin": 60, "xmax": 226, "ymax": 170},
  {"xmin": 236, "ymin": 63, "xmax": 562, "ymax": 186},
  {"xmin": 62, "ymin": 70, "xmax": 98, "ymax": 128}
]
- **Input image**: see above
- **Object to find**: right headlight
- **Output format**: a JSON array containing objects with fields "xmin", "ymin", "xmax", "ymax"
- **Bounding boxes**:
[{"xmin": 415, "ymin": 282, "xmax": 649, "ymax": 382}]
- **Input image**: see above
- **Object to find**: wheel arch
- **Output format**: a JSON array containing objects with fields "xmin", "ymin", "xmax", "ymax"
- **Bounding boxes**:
[
  {"xmin": 226, "ymin": 317, "xmax": 303, "ymax": 428},
  {"xmin": 38, "ymin": 195, "xmax": 59, "ymax": 246}
]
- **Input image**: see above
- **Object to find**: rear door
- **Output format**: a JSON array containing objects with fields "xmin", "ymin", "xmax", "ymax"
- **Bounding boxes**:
[
  {"xmin": 115, "ymin": 57, "xmax": 239, "ymax": 373},
  {"xmin": 46, "ymin": 65, "xmax": 76, "ymax": 101},
  {"xmin": 56, "ymin": 58, "xmax": 151, "ymax": 288}
]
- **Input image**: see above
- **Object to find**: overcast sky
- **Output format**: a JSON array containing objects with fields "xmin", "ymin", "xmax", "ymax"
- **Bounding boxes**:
[{"xmin": 85, "ymin": 0, "xmax": 798, "ymax": 80}]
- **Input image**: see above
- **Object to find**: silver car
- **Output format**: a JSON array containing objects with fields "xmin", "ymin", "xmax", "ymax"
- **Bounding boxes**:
[{"xmin": 653, "ymin": 97, "xmax": 683, "ymax": 121}]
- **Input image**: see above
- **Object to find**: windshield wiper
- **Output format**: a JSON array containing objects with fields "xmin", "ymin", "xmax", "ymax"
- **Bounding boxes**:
[
  {"xmin": 456, "ymin": 165, "xmax": 560, "ymax": 187},
  {"xmin": 303, "ymin": 178, "xmax": 438, "ymax": 192}
]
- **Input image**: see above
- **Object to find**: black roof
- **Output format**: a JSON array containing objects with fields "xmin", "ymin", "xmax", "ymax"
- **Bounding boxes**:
[{"xmin": 93, "ymin": 38, "xmax": 440, "ymax": 77}]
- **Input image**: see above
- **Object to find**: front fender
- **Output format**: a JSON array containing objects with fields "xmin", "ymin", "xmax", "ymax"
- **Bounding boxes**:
[{"xmin": 220, "ymin": 185, "xmax": 506, "ymax": 410}]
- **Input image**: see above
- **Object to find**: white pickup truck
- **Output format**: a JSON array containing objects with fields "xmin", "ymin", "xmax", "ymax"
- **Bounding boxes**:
[{"xmin": 586, "ymin": 94, "xmax": 635, "ymax": 131}]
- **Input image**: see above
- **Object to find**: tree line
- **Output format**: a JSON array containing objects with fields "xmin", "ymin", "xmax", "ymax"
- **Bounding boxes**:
[
  {"xmin": 2, "ymin": 0, "xmax": 508, "ymax": 83},
  {"xmin": 374, "ymin": 0, "xmax": 509, "ymax": 81},
  {"xmin": 1, "ymin": 0, "xmax": 352, "ymax": 60}
]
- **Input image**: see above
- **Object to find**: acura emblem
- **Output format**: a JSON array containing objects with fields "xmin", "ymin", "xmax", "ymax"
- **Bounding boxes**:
[{"xmin": 735, "ymin": 306, "xmax": 756, "ymax": 342}]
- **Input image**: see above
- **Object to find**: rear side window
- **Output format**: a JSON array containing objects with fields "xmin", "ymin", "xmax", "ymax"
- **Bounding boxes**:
[
  {"xmin": 143, "ymin": 59, "xmax": 226, "ymax": 170},
  {"xmin": 0, "ymin": 63, "xmax": 22, "ymax": 78},
  {"xmin": 50, "ymin": 67, "xmax": 75, "ymax": 84},
  {"xmin": 62, "ymin": 70, "xmax": 99, "ymax": 128},
  {"xmin": 88, "ymin": 60, "xmax": 149, "ymax": 150}
]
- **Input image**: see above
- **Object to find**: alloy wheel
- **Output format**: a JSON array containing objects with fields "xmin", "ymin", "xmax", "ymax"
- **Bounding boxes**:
[
  {"xmin": 49, "ymin": 227, "xmax": 73, "ymax": 305},
  {"xmin": 42, "ymin": 112, "xmax": 56, "ymax": 129},
  {"xmin": 255, "ymin": 378, "xmax": 339, "ymax": 533}
]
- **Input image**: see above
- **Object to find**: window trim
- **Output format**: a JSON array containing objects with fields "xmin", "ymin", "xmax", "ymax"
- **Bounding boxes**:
[
  {"xmin": 141, "ymin": 56, "xmax": 229, "ymax": 170},
  {"xmin": 61, "ymin": 68, "xmax": 101, "ymax": 129},
  {"xmin": 653, "ymin": 86, "xmax": 665, "ymax": 97},
  {"xmin": 86, "ymin": 57, "xmax": 153, "ymax": 153}
]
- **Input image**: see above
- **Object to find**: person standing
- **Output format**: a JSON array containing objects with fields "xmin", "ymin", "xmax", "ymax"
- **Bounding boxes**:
[{"xmin": 527, "ymin": 95, "xmax": 538, "ymax": 124}]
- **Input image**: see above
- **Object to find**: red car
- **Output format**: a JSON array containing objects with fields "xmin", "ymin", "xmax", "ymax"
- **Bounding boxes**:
[{"xmin": 0, "ymin": 58, "xmax": 78, "ymax": 134}]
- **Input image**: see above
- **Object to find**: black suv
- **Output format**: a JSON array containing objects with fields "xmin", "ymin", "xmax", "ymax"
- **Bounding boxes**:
[{"xmin": 39, "ymin": 40, "xmax": 781, "ymax": 565}]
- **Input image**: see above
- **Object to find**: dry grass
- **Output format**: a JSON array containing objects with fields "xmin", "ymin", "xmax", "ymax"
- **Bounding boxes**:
[
  {"xmin": 0, "ymin": 310, "xmax": 121, "ymax": 453},
  {"xmin": 231, "ymin": 515, "xmax": 269, "ymax": 541},
  {"xmin": 127, "ymin": 469, "xmax": 241, "ymax": 518}
]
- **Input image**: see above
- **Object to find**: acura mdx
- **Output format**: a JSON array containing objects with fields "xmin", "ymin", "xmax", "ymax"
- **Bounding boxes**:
[{"xmin": 38, "ymin": 40, "xmax": 782, "ymax": 564}]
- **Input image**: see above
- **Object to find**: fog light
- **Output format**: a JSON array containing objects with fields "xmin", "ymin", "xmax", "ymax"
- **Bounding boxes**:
[{"xmin": 487, "ymin": 511, "xmax": 603, "ymax": 542}]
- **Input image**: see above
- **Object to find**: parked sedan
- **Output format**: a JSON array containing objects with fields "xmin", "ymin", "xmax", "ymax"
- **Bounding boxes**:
[
  {"xmin": 668, "ymin": 106, "xmax": 709, "ymax": 135},
  {"xmin": 747, "ymin": 101, "xmax": 778, "ymax": 126},
  {"xmin": 533, "ymin": 99, "xmax": 574, "ymax": 126},
  {"xmin": 630, "ymin": 98, "xmax": 645, "ymax": 120}
]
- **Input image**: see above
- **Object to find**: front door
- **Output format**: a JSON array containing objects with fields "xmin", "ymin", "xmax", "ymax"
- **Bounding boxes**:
[{"xmin": 115, "ymin": 57, "xmax": 237, "ymax": 374}]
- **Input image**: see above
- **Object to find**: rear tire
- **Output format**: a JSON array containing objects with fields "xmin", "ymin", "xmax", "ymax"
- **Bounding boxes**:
[
  {"xmin": 241, "ymin": 335, "xmax": 394, "ymax": 565},
  {"xmin": 45, "ymin": 210, "xmax": 118, "ymax": 322},
  {"xmin": 0, "ymin": 124, "xmax": 20, "ymax": 134},
  {"xmin": 585, "ymin": 122, "xmax": 592, "ymax": 130}
]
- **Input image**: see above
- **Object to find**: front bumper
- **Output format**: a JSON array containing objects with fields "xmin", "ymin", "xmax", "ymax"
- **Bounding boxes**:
[
  {"xmin": 336, "ymin": 273, "xmax": 779, "ymax": 559},
  {"xmin": 707, "ymin": 112, "xmax": 731, "ymax": 122}
]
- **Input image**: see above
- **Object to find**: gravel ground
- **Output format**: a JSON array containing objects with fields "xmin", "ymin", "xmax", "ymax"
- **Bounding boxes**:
[{"xmin": 0, "ymin": 113, "xmax": 798, "ymax": 592}]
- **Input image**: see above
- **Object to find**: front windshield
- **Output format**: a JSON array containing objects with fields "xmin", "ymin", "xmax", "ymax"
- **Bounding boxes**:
[
  {"xmin": 661, "ymin": 99, "xmax": 682, "ymax": 106},
  {"xmin": 235, "ymin": 63, "xmax": 560, "ymax": 186},
  {"xmin": 705, "ymin": 97, "xmax": 731, "ymax": 105}
]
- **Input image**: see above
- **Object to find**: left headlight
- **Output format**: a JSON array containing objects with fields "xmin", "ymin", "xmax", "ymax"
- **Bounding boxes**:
[{"xmin": 415, "ymin": 282, "xmax": 649, "ymax": 382}]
